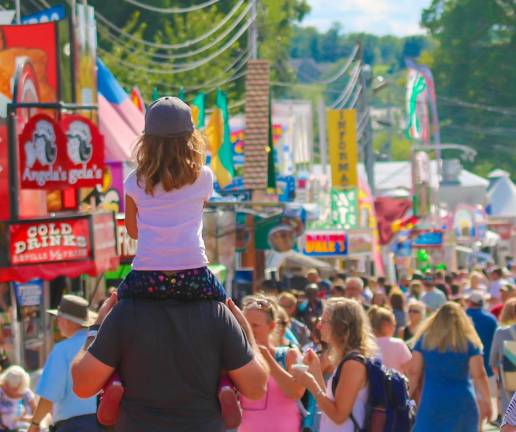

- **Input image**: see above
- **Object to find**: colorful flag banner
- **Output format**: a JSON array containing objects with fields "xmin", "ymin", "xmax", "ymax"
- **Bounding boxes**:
[
  {"xmin": 206, "ymin": 90, "xmax": 234, "ymax": 188},
  {"xmin": 406, "ymin": 69, "xmax": 429, "ymax": 142},
  {"xmin": 130, "ymin": 86, "xmax": 145, "ymax": 113},
  {"xmin": 191, "ymin": 92, "xmax": 206, "ymax": 129},
  {"xmin": 327, "ymin": 109, "xmax": 358, "ymax": 188}
]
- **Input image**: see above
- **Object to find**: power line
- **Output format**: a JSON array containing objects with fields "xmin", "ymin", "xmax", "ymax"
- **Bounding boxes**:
[
  {"xmin": 97, "ymin": 10, "xmax": 255, "ymax": 74},
  {"xmin": 438, "ymin": 96, "xmax": 516, "ymax": 116},
  {"xmin": 302, "ymin": 45, "xmax": 360, "ymax": 86},
  {"xmin": 95, "ymin": 0, "xmax": 250, "ymax": 50},
  {"xmin": 121, "ymin": 0, "xmax": 221, "ymax": 14},
  {"xmin": 97, "ymin": 0, "xmax": 254, "ymax": 62}
]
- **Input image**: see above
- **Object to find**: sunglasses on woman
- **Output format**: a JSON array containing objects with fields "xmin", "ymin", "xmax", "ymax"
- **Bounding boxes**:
[{"xmin": 408, "ymin": 309, "xmax": 422, "ymax": 314}]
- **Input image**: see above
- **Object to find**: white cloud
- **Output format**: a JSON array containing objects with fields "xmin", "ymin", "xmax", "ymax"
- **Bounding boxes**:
[{"xmin": 303, "ymin": 0, "xmax": 431, "ymax": 36}]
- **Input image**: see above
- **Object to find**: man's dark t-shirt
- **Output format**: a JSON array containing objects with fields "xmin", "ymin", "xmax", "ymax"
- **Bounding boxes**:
[{"xmin": 89, "ymin": 299, "xmax": 254, "ymax": 432}]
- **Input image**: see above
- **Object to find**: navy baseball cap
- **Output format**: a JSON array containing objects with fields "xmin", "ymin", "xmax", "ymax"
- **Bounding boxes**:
[{"xmin": 143, "ymin": 96, "xmax": 194, "ymax": 137}]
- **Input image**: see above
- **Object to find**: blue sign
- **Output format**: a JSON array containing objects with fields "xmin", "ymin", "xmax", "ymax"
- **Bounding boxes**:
[
  {"xmin": 22, "ymin": 5, "xmax": 65, "ymax": 24},
  {"xmin": 413, "ymin": 231, "xmax": 443, "ymax": 248},
  {"xmin": 14, "ymin": 279, "xmax": 43, "ymax": 307},
  {"xmin": 277, "ymin": 175, "xmax": 296, "ymax": 202}
]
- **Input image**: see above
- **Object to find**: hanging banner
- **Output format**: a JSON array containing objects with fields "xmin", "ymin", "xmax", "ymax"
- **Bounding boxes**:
[
  {"xmin": 9, "ymin": 217, "xmax": 92, "ymax": 265},
  {"xmin": 303, "ymin": 230, "xmax": 348, "ymax": 257},
  {"xmin": 327, "ymin": 109, "xmax": 358, "ymax": 188},
  {"xmin": 330, "ymin": 187, "xmax": 359, "ymax": 230}
]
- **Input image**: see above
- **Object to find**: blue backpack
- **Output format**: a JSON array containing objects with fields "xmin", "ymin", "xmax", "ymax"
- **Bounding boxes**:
[{"xmin": 331, "ymin": 352, "xmax": 416, "ymax": 432}]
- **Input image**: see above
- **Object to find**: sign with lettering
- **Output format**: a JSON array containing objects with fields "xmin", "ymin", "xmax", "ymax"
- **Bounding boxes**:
[
  {"xmin": 61, "ymin": 115, "xmax": 105, "ymax": 187},
  {"xmin": 9, "ymin": 218, "xmax": 91, "ymax": 265},
  {"xmin": 303, "ymin": 231, "xmax": 348, "ymax": 257},
  {"xmin": 330, "ymin": 188, "xmax": 359, "ymax": 229},
  {"xmin": 14, "ymin": 279, "xmax": 43, "ymax": 307},
  {"xmin": 116, "ymin": 218, "xmax": 137, "ymax": 261},
  {"xmin": 327, "ymin": 109, "xmax": 358, "ymax": 188},
  {"xmin": 19, "ymin": 113, "xmax": 104, "ymax": 189}
]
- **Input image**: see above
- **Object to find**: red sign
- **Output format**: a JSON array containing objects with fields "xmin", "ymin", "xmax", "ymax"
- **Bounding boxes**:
[
  {"xmin": 9, "ymin": 218, "xmax": 92, "ymax": 265},
  {"xmin": 18, "ymin": 113, "xmax": 104, "ymax": 189},
  {"xmin": 18, "ymin": 113, "xmax": 69, "ymax": 189},
  {"xmin": 61, "ymin": 115, "xmax": 104, "ymax": 187},
  {"xmin": 92, "ymin": 213, "xmax": 117, "ymax": 264}
]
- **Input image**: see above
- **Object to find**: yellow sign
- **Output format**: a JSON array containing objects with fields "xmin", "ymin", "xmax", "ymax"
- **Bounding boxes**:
[{"xmin": 327, "ymin": 109, "xmax": 358, "ymax": 188}]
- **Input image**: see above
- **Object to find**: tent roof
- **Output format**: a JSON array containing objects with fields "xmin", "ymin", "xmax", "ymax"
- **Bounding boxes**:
[
  {"xmin": 374, "ymin": 161, "xmax": 488, "ymax": 194},
  {"xmin": 279, "ymin": 251, "xmax": 336, "ymax": 278},
  {"xmin": 488, "ymin": 176, "xmax": 516, "ymax": 217}
]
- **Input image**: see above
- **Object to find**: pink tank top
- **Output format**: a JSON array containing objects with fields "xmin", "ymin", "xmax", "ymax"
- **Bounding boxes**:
[{"xmin": 239, "ymin": 348, "xmax": 301, "ymax": 432}]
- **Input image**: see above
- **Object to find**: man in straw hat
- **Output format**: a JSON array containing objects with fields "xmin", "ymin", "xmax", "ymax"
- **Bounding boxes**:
[{"xmin": 28, "ymin": 295, "xmax": 104, "ymax": 432}]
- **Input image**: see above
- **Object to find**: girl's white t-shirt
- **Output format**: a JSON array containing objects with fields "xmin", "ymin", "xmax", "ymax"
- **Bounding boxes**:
[{"xmin": 124, "ymin": 166, "xmax": 214, "ymax": 271}]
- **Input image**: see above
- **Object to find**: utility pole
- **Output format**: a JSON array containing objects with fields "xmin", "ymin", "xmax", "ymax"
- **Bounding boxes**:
[
  {"xmin": 248, "ymin": 0, "xmax": 258, "ymax": 59},
  {"xmin": 15, "ymin": 0, "xmax": 21, "ymax": 23},
  {"xmin": 318, "ymin": 98, "xmax": 328, "ymax": 174},
  {"xmin": 356, "ymin": 45, "xmax": 375, "ymax": 194}
]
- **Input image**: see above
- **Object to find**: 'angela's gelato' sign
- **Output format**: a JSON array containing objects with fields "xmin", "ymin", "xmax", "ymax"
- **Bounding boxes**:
[{"xmin": 19, "ymin": 113, "xmax": 104, "ymax": 189}]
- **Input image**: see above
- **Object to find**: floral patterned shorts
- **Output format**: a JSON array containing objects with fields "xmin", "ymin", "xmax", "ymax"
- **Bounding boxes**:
[{"xmin": 117, "ymin": 267, "xmax": 226, "ymax": 302}]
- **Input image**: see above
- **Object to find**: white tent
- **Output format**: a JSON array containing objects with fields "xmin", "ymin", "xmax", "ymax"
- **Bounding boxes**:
[{"xmin": 488, "ymin": 176, "xmax": 516, "ymax": 217}]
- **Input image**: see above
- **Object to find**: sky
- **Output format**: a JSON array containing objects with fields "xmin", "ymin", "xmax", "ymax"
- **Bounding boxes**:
[{"xmin": 303, "ymin": 0, "xmax": 432, "ymax": 36}]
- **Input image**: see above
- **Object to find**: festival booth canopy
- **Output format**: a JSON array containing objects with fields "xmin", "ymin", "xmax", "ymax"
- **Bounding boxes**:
[
  {"xmin": 487, "ymin": 175, "xmax": 516, "ymax": 218},
  {"xmin": 279, "ymin": 251, "xmax": 336, "ymax": 279},
  {"xmin": 97, "ymin": 59, "xmax": 144, "ymax": 163}
]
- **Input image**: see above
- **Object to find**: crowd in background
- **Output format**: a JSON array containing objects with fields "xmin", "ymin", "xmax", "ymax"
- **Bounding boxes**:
[{"xmin": 236, "ymin": 263, "xmax": 516, "ymax": 431}]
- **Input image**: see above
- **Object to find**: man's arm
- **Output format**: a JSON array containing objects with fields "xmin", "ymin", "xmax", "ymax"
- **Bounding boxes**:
[
  {"xmin": 28, "ymin": 397, "xmax": 52, "ymax": 432},
  {"xmin": 225, "ymin": 299, "xmax": 268, "ymax": 400},
  {"xmin": 71, "ymin": 293, "xmax": 118, "ymax": 398}
]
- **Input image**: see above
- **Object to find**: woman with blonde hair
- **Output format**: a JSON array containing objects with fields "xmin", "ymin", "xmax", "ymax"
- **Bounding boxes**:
[
  {"xmin": 240, "ymin": 295, "xmax": 305, "ymax": 432},
  {"xmin": 368, "ymin": 306, "xmax": 412, "ymax": 374},
  {"xmin": 291, "ymin": 298, "xmax": 377, "ymax": 431},
  {"xmin": 490, "ymin": 298, "xmax": 516, "ymax": 418},
  {"xmin": 407, "ymin": 302, "xmax": 492, "ymax": 431}
]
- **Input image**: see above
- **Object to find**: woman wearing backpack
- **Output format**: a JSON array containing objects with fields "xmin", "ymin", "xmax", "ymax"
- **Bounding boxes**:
[
  {"xmin": 291, "ymin": 298, "xmax": 377, "ymax": 431},
  {"xmin": 407, "ymin": 301, "xmax": 492, "ymax": 431},
  {"xmin": 490, "ymin": 298, "xmax": 516, "ymax": 421}
]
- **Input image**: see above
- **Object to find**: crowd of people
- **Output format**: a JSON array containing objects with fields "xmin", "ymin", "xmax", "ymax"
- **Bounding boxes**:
[{"xmin": 231, "ymin": 264, "xmax": 516, "ymax": 431}]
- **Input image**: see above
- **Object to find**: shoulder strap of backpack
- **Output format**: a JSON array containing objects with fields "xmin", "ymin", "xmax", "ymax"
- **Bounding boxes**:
[{"xmin": 331, "ymin": 351, "xmax": 366, "ymax": 395}]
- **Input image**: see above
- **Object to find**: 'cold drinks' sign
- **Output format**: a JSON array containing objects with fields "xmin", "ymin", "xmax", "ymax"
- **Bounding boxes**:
[{"xmin": 9, "ymin": 218, "xmax": 92, "ymax": 265}]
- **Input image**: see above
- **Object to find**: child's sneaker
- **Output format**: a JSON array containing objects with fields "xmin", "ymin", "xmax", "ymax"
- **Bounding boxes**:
[
  {"xmin": 218, "ymin": 385, "xmax": 242, "ymax": 429},
  {"xmin": 97, "ymin": 373, "xmax": 125, "ymax": 426}
]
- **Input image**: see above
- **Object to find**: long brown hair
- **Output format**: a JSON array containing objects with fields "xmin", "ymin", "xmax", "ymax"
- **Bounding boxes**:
[
  {"xmin": 134, "ymin": 130, "xmax": 205, "ymax": 195},
  {"xmin": 414, "ymin": 301, "xmax": 482, "ymax": 353},
  {"xmin": 325, "ymin": 298, "xmax": 377, "ymax": 362}
]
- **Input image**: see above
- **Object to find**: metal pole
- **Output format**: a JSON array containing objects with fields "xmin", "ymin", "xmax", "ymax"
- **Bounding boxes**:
[
  {"xmin": 7, "ymin": 108, "xmax": 19, "ymax": 221},
  {"xmin": 15, "ymin": 0, "xmax": 21, "ymax": 24},
  {"xmin": 318, "ymin": 98, "xmax": 328, "ymax": 175},
  {"xmin": 248, "ymin": 0, "xmax": 258, "ymax": 59},
  {"xmin": 359, "ymin": 64, "xmax": 375, "ymax": 194}
]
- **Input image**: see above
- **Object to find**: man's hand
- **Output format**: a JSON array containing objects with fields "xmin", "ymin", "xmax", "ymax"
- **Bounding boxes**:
[{"xmin": 95, "ymin": 292, "xmax": 118, "ymax": 326}]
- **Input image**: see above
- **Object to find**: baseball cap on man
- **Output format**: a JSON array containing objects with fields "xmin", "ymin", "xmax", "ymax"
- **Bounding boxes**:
[
  {"xmin": 47, "ymin": 294, "xmax": 97, "ymax": 326},
  {"xmin": 144, "ymin": 96, "xmax": 195, "ymax": 137},
  {"xmin": 466, "ymin": 291, "xmax": 490, "ymax": 304}
]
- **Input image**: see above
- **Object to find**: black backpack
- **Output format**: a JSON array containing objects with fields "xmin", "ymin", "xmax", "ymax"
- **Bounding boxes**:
[{"xmin": 332, "ymin": 352, "xmax": 416, "ymax": 432}]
